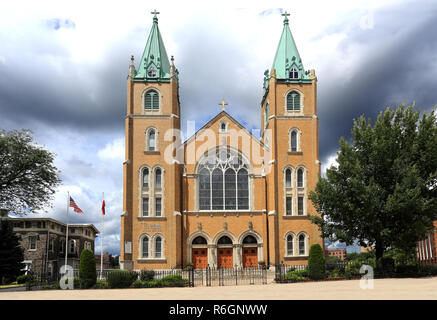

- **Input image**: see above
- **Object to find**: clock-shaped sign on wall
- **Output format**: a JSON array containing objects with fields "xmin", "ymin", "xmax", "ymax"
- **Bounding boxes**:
[{"xmin": 147, "ymin": 66, "xmax": 157, "ymax": 78}]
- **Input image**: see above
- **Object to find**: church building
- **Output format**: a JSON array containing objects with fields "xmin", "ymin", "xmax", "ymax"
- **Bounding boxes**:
[{"xmin": 120, "ymin": 11, "xmax": 324, "ymax": 270}]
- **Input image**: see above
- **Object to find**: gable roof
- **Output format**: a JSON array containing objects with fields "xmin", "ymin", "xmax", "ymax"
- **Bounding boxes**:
[{"xmin": 182, "ymin": 111, "xmax": 265, "ymax": 148}]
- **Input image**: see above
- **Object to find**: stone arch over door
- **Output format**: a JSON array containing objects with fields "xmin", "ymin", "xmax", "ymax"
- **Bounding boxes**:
[
  {"xmin": 186, "ymin": 231, "xmax": 212, "ymax": 266},
  {"xmin": 238, "ymin": 230, "xmax": 264, "ymax": 267},
  {"xmin": 213, "ymin": 231, "xmax": 237, "ymax": 268}
]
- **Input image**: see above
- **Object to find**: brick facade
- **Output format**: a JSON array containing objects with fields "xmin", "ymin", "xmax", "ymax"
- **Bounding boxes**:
[
  {"xmin": 120, "ymin": 15, "xmax": 324, "ymax": 270},
  {"xmin": 9, "ymin": 218, "xmax": 99, "ymax": 276}
]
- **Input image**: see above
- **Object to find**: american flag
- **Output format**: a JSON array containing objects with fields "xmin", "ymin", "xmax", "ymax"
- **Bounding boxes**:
[{"xmin": 69, "ymin": 196, "xmax": 83, "ymax": 214}]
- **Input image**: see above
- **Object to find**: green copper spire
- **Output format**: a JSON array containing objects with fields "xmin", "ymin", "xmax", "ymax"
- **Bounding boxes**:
[
  {"xmin": 135, "ymin": 10, "xmax": 171, "ymax": 81},
  {"xmin": 271, "ymin": 11, "xmax": 310, "ymax": 81}
]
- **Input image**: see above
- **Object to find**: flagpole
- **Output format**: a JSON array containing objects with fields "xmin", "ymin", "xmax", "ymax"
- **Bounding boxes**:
[
  {"xmin": 64, "ymin": 191, "xmax": 70, "ymax": 269},
  {"xmin": 100, "ymin": 192, "xmax": 104, "ymax": 280}
]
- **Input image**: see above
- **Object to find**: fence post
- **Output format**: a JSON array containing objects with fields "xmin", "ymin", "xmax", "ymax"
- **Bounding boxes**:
[{"xmin": 235, "ymin": 266, "xmax": 238, "ymax": 285}]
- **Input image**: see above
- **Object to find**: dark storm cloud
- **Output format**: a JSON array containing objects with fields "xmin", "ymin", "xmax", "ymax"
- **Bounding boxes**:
[
  {"xmin": 317, "ymin": 3, "xmax": 437, "ymax": 163},
  {"xmin": 0, "ymin": 25, "xmax": 136, "ymax": 134}
]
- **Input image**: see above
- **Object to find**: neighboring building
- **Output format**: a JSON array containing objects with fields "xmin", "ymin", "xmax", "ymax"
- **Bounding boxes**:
[
  {"xmin": 95, "ymin": 252, "xmax": 112, "ymax": 269},
  {"xmin": 9, "ymin": 217, "xmax": 99, "ymax": 277},
  {"xmin": 120, "ymin": 12, "xmax": 323, "ymax": 270},
  {"xmin": 416, "ymin": 221, "xmax": 437, "ymax": 264},
  {"xmin": 325, "ymin": 249, "xmax": 347, "ymax": 261}
]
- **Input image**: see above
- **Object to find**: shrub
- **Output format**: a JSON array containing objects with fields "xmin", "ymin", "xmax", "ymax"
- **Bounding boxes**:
[
  {"xmin": 285, "ymin": 269, "xmax": 308, "ymax": 281},
  {"xmin": 107, "ymin": 270, "xmax": 137, "ymax": 288},
  {"xmin": 395, "ymin": 264, "xmax": 419, "ymax": 278},
  {"xmin": 344, "ymin": 260, "xmax": 363, "ymax": 279},
  {"xmin": 376, "ymin": 257, "xmax": 395, "ymax": 278},
  {"xmin": 140, "ymin": 270, "xmax": 155, "ymax": 282},
  {"xmin": 94, "ymin": 279, "xmax": 109, "ymax": 289},
  {"xmin": 79, "ymin": 249, "xmax": 97, "ymax": 289},
  {"xmin": 418, "ymin": 265, "xmax": 437, "ymax": 277},
  {"xmin": 327, "ymin": 268, "xmax": 344, "ymax": 278},
  {"xmin": 1, "ymin": 276, "xmax": 14, "ymax": 285},
  {"xmin": 308, "ymin": 244, "xmax": 325, "ymax": 280},
  {"xmin": 131, "ymin": 280, "xmax": 144, "ymax": 288},
  {"xmin": 159, "ymin": 274, "xmax": 188, "ymax": 287},
  {"xmin": 16, "ymin": 274, "xmax": 28, "ymax": 284},
  {"xmin": 144, "ymin": 279, "xmax": 164, "ymax": 288}
]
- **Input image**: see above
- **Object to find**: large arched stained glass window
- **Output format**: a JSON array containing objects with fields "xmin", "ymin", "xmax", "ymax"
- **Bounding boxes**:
[
  {"xmin": 198, "ymin": 149, "xmax": 249, "ymax": 211},
  {"xmin": 199, "ymin": 169, "xmax": 211, "ymax": 210}
]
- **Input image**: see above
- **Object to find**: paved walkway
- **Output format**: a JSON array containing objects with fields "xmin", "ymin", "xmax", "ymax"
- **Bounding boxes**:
[{"xmin": 1, "ymin": 277, "xmax": 437, "ymax": 300}]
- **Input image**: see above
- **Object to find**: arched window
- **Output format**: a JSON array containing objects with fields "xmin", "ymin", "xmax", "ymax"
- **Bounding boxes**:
[
  {"xmin": 142, "ymin": 168, "xmax": 149, "ymax": 188},
  {"xmin": 285, "ymin": 168, "xmax": 292, "ymax": 188},
  {"xmin": 142, "ymin": 237, "xmax": 149, "ymax": 258},
  {"xmin": 148, "ymin": 129, "xmax": 156, "ymax": 151},
  {"xmin": 298, "ymin": 234, "xmax": 306, "ymax": 255},
  {"xmin": 155, "ymin": 236, "xmax": 162, "ymax": 258},
  {"xmin": 199, "ymin": 168, "xmax": 211, "ymax": 210},
  {"xmin": 297, "ymin": 168, "xmax": 304, "ymax": 188},
  {"xmin": 155, "ymin": 168, "xmax": 162, "ymax": 189},
  {"xmin": 287, "ymin": 91, "xmax": 300, "ymax": 111},
  {"xmin": 287, "ymin": 234, "xmax": 294, "ymax": 256},
  {"xmin": 192, "ymin": 236, "xmax": 207, "ymax": 245},
  {"xmin": 291, "ymin": 131, "xmax": 297, "ymax": 151},
  {"xmin": 289, "ymin": 67, "xmax": 298, "ymax": 79},
  {"xmin": 219, "ymin": 121, "xmax": 228, "ymax": 133},
  {"xmin": 144, "ymin": 89, "xmax": 159, "ymax": 111},
  {"xmin": 225, "ymin": 168, "xmax": 236, "ymax": 210},
  {"xmin": 218, "ymin": 236, "xmax": 233, "ymax": 245},
  {"xmin": 198, "ymin": 149, "xmax": 250, "ymax": 211},
  {"xmin": 243, "ymin": 235, "xmax": 257, "ymax": 245}
]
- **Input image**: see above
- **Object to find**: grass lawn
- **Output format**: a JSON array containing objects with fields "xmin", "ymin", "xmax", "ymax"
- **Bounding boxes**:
[{"xmin": 0, "ymin": 283, "xmax": 26, "ymax": 289}]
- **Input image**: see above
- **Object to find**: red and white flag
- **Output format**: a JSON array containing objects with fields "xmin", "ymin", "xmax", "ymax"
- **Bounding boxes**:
[
  {"xmin": 69, "ymin": 196, "xmax": 83, "ymax": 214},
  {"xmin": 102, "ymin": 200, "xmax": 105, "ymax": 215}
]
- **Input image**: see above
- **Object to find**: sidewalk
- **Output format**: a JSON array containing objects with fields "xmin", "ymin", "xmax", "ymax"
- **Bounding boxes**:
[{"xmin": 1, "ymin": 277, "xmax": 436, "ymax": 300}]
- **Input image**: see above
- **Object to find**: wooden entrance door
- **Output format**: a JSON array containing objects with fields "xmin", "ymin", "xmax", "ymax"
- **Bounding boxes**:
[
  {"xmin": 192, "ymin": 248, "xmax": 208, "ymax": 269},
  {"xmin": 242, "ymin": 247, "xmax": 258, "ymax": 268},
  {"xmin": 217, "ymin": 248, "xmax": 233, "ymax": 268}
]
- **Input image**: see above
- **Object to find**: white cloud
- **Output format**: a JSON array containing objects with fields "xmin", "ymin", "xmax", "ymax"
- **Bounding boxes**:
[
  {"xmin": 321, "ymin": 153, "xmax": 339, "ymax": 177},
  {"xmin": 97, "ymin": 138, "xmax": 124, "ymax": 160}
]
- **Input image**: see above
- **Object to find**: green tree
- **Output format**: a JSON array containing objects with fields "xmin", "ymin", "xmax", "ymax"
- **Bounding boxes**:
[
  {"xmin": 308, "ymin": 244, "xmax": 325, "ymax": 280},
  {"xmin": 309, "ymin": 105, "xmax": 437, "ymax": 272},
  {"xmin": 79, "ymin": 249, "xmax": 97, "ymax": 289},
  {"xmin": 0, "ymin": 219, "xmax": 24, "ymax": 284},
  {"xmin": 0, "ymin": 129, "xmax": 61, "ymax": 215}
]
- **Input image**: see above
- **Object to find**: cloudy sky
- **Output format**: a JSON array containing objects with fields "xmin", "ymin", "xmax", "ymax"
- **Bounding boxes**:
[{"xmin": 1, "ymin": 0, "xmax": 437, "ymax": 255}]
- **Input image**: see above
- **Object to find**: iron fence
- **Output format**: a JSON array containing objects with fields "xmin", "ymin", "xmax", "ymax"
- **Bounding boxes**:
[
  {"xmin": 26, "ymin": 266, "xmax": 268, "ymax": 289},
  {"xmin": 275, "ymin": 262, "xmax": 353, "ymax": 283}
]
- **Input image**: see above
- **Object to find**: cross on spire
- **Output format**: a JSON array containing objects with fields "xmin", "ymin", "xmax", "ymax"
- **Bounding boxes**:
[
  {"xmin": 151, "ymin": 9, "xmax": 160, "ymax": 23},
  {"xmin": 219, "ymin": 99, "xmax": 228, "ymax": 112},
  {"xmin": 282, "ymin": 10, "xmax": 290, "ymax": 25}
]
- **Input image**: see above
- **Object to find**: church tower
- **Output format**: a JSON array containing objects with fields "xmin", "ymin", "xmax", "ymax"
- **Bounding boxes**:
[
  {"xmin": 121, "ymin": 11, "xmax": 182, "ymax": 270},
  {"xmin": 261, "ymin": 12, "xmax": 323, "ymax": 265}
]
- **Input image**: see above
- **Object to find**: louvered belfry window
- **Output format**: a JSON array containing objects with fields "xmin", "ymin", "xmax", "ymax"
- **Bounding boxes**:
[
  {"xmin": 145, "ymin": 90, "xmax": 159, "ymax": 110},
  {"xmin": 287, "ymin": 91, "xmax": 300, "ymax": 111}
]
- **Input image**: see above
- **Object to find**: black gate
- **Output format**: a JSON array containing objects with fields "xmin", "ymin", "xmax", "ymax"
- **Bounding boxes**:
[{"xmin": 190, "ymin": 266, "xmax": 267, "ymax": 287}]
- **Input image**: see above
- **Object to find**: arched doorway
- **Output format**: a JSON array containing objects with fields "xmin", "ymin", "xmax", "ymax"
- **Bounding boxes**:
[
  {"xmin": 242, "ymin": 235, "xmax": 258, "ymax": 268},
  {"xmin": 217, "ymin": 236, "xmax": 233, "ymax": 268},
  {"xmin": 191, "ymin": 236, "xmax": 208, "ymax": 269}
]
